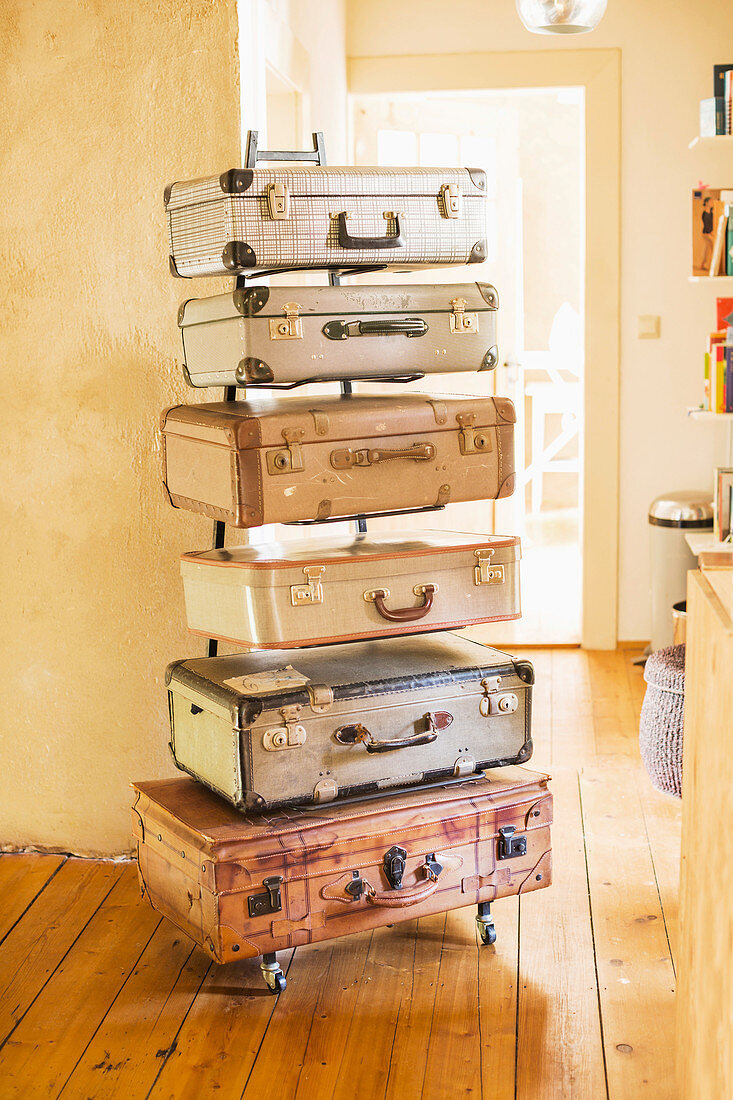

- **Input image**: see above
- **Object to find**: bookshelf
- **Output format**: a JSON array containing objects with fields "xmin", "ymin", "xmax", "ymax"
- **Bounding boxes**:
[{"xmin": 689, "ymin": 275, "xmax": 733, "ymax": 283}]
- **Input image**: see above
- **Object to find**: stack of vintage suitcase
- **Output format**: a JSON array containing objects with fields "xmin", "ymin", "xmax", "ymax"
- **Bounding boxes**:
[{"xmin": 133, "ymin": 133, "xmax": 553, "ymax": 994}]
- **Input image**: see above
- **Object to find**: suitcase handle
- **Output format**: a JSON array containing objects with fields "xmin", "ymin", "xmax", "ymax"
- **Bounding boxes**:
[
  {"xmin": 330, "ymin": 443, "xmax": 435, "ymax": 469},
  {"xmin": 365, "ymin": 856, "xmax": 444, "ymax": 907},
  {"xmin": 334, "ymin": 710, "xmax": 453, "ymax": 754},
  {"xmin": 369, "ymin": 584, "xmax": 436, "ymax": 622},
  {"xmin": 322, "ymin": 317, "xmax": 428, "ymax": 340},
  {"xmin": 337, "ymin": 211, "xmax": 405, "ymax": 250}
]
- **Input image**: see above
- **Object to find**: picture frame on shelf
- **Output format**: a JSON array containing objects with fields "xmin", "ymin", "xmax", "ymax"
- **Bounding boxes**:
[{"xmin": 714, "ymin": 466, "xmax": 733, "ymax": 540}]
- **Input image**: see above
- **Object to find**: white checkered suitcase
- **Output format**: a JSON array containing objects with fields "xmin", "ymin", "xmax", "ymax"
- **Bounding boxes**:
[
  {"xmin": 164, "ymin": 167, "xmax": 489, "ymax": 278},
  {"xmin": 177, "ymin": 283, "xmax": 498, "ymax": 387}
]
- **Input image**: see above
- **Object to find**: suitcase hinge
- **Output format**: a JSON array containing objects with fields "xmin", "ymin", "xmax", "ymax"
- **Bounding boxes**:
[
  {"xmin": 440, "ymin": 182, "xmax": 462, "ymax": 219},
  {"xmin": 266, "ymin": 427, "xmax": 305, "ymax": 475},
  {"xmin": 497, "ymin": 825, "xmax": 527, "ymax": 861},
  {"xmin": 479, "ymin": 678, "xmax": 519, "ymax": 718},
  {"xmin": 247, "ymin": 875, "xmax": 284, "ymax": 917},
  {"xmin": 474, "ymin": 548, "xmax": 505, "ymax": 586},
  {"xmin": 262, "ymin": 704, "xmax": 307, "ymax": 751},
  {"xmin": 269, "ymin": 301, "xmax": 303, "ymax": 340},
  {"xmin": 290, "ymin": 565, "xmax": 325, "ymax": 607},
  {"xmin": 456, "ymin": 413, "xmax": 493, "ymax": 456},
  {"xmin": 313, "ymin": 777, "xmax": 338, "ymax": 803},
  {"xmin": 266, "ymin": 181, "xmax": 290, "ymax": 220},
  {"xmin": 307, "ymin": 682, "xmax": 334, "ymax": 713},
  {"xmin": 449, "ymin": 297, "xmax": 479, "ymax": 334},
  {"xmin": 453, "ymin": 754, "xmax": 476, "ymax": 777}
]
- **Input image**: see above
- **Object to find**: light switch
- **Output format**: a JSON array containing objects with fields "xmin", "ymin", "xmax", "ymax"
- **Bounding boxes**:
[{"xmin": 638, "ymin": 315, "xmax": 661, "ymax": 339}]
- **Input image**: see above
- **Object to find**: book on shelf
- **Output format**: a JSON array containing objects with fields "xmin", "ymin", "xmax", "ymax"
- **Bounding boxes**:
[
  {"xmin": 715, "ymin": 297, "xmax": 733, "ymax": 329},
  {"xmin": 713, "ymin": 64, "xmax": 733, "ymax": 98},
  {"xmin": 711, "ymin": 212, "xmax": 728, "ymax": 275},
  {"xmin": 700, "ymin": 97, "xmax": 727, "ymax": 136}
]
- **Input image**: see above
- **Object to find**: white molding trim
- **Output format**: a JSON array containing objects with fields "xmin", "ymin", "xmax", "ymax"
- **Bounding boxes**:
[{"xmin": 347, "ymin": 49, "xmax": 621, "ymax": 649}]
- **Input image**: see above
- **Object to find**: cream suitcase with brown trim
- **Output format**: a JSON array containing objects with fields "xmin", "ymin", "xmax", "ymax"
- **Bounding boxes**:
[
  {"xmin": 161, "ymin": 393, "xmax": 516, "ymax": 528},
  {"xmin": 180, "ymin": 531, "xmax": 520, "ymax": 649},
  {"xmin": 165, "ymin": 634, "xmax": 534, "ymax": 811}
]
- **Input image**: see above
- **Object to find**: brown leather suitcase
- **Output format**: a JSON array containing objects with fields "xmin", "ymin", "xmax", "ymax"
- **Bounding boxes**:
[
  {"xmin": 132, "ymin": 767, "xmax": 552, "ymax": 993},
  {"xmin": 160, "ymin": 393, "xmax": 516, "ymax": 527}
]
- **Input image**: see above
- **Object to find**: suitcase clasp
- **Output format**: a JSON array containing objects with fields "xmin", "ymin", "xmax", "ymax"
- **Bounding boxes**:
[
  {"xmin": 440, "ymin": 182, "xmax": 462, "ymax": 219},
  {"xmin": 474, "ymin": 548, "xmax": 505, "ymax": 586},
  {"xmin": 262, "ymin": 705, "xmax": 307, "ymax": 752},
  {"xmin": 449, "ymin": 296, "xmax": 479, "ymax": 334},
  {"xmin": 247, "ymin": 875, "xmax": 284, "ymax": 917},
  {"xmin": 266, "ymin": 427, "xmax": 305, "ymax": 475},
  {"xmin": 479, "ymin": 677, "xmax": 519, "ymax": 718},
  {"xmin": 456, "ymin": 413, "xmax": 494, "ymax": 456},
  {"xmin": 266, "ymin": 181, "xmax": 290, "ymax": 220},
  {"xmin": 497, "ymin": 825, "xmax": 528, "ymax": 861},
  {"xmin": 268, "ymin": 301, "xmax": 302, "ymax": 340},
  {"xmin": 383, "ymin": 845, "xmax": 408, "ymax": 890},
  {"xmin": 290, "ymin": 565, "xmax": 325, "ymax": 607}
]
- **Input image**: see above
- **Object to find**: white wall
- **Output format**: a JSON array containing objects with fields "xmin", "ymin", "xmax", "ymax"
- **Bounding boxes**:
[
  {"xmin": 240, "ymin": 0, "xmax": 347, "ymax": 160},
  {"xmin": 347, "ymin": 0, "xmax": 733, "ymax": 641}
]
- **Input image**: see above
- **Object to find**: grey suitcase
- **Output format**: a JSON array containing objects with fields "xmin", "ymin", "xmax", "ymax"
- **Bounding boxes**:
[
  {"xmin": 166, "ymin": 634, "xmax": 534, "ymax": 811},
  {"xmin": 164, "ymin": 167, "xmax": 488, "ymax": 278},
  {"xmin": 177, "ymin": 282, "xmax": 498, "ymax": 387}
]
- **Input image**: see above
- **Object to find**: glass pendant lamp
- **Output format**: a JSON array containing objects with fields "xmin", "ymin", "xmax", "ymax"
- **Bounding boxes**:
[{"xmin": 516, "ymin": 0, "xmax": 607, "ymax": 34}]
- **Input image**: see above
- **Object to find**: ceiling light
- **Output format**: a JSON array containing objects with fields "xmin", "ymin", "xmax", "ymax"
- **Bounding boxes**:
[{"xmin": 516, "ymin": 0, "xmax": 607, "ymax": 34}]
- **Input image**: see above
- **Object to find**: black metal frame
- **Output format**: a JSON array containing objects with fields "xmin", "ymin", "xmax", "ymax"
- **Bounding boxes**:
[{"xmin": 205, "ymin": 130, "xmax": 444, "ymax": 656}]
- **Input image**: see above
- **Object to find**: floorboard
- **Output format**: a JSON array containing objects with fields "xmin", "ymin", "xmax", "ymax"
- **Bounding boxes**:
[{"xmin": 0, "ymin": 648, "xmax": 681, "ymax": 1100}]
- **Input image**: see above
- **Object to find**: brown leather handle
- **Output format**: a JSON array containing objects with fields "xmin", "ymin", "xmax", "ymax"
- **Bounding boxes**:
[
  {"xmin": 331, "ymin": 443, "xmax": 435, "ymax": 469},
  {"xmin": 366, "ymin": 875, "xmax": 440, "ymax": 908},
  {"xmin": 334, "ymin": 710, "xmax": 453, "ymax": 754},
  {"xmin": 372, "ymin": 584, "xmax": 435, "ymax": 622}
]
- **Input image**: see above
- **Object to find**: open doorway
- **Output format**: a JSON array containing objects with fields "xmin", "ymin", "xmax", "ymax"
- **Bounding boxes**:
[{"xmin": 349, "ymin": 88, "xmax": 585, "ymax": 644}]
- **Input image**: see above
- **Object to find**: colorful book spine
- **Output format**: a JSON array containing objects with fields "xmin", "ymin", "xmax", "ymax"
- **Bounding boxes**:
[
  {"xmin": 717, "ymin": 345, "xmax": 730, "ymax": 411},
  {"xmin": 725, "ymin": 70, "xmax": 733, "ymax": 134},
  {"xmin": 715, "ymin": 345, "xmax": 727, "ymax": 413},
  {"xmin": 705, "ymin": 350, "xmax": 711, "ymax": 410}
]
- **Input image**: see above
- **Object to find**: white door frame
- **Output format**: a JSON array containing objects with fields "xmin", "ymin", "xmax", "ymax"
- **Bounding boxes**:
[{"xmin": 347, "ymin": 50, "xmax": 621, "ymax": 650}]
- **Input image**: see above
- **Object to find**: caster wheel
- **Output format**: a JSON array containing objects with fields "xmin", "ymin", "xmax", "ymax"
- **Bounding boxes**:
[
  {"xmin": 266, "ymin": 971, "xmax": 287, "ymax": 995},
  {"xmin": 480, "ymin": 924, "xmax": 497, "ymax": 946}
]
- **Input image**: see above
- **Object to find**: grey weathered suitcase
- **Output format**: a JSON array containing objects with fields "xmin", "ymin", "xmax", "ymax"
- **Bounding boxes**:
[
  {"xmin": 164, "ymin": 167, "xmax": 488, "ymax": 278},
  {"xmin": 177, "ymin": 283, "xmax": 498, "ymax": 387},
  {"xmin": 160, "ymin": 393, "xmax": 516, "ymax": 528},
  {"xmin": 179, "ymin": 531, "xmax": 521, "ymax": 649},
  {"xmin": 166, "ymin": 634, "xmax": 534, "ymax": 811}
]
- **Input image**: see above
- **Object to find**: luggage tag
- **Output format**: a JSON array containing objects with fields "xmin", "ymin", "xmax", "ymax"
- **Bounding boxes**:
[{"xmin": 224, "ymin": 666, "xmax": 310, "ymax": 695}]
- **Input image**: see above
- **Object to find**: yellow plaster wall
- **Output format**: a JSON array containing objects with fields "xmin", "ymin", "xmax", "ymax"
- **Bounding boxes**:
[{"xmin": 0, "ymin": 0, "xmax": 240, "ymax": 854}]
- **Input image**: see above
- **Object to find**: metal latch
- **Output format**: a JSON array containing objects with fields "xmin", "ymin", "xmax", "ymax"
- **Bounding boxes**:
[
  {"xmin": 290, "ymin": 565, "xmax": 325, "ymax": 607},
  {"xmin": 456, "ymin": 413, "xmax": 493, "ymax": 456},
  {"xmin": 266, "ymin": 181, "xmax": 290, "ymax": 220},
  {"xmin": 449, "ymin": 297, "xmax": 479, "ymax": 334},
  {"xmin": 474, "ymin": 548, "xmax": 505, "ymax": 586},
  {"xmin": 497, "ymin": 825, "xmax": 527, "ymax": 861},
  {"xmin": 383, "ymin": 845, "xmax": 407, "ymax": 890},
  {"xmin": 248, "ymin": 875, "xmax": 283, "ymax": 917},
  {"xmin": 440, "ymin": 182, "xmax": 462, "ymax": 218},
  {"xmin": 262, "ymin": 704, "xmax": 307, "ymax": 752},
  {"xmin": 266, "ymin": 427, "xmax": 305, "ymax": 475},
  {"xmin": 269, "ymin": 301, "xmax": 303, "ymax": 340},
  {"xmin": 479, "ymin": 677, "xmax": 518, "ymax": 718}
]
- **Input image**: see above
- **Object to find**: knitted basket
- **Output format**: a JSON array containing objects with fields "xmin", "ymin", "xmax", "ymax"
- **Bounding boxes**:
[{"xmin": 639, "ymin": 644, "xmax": 685, "ymax": 798}]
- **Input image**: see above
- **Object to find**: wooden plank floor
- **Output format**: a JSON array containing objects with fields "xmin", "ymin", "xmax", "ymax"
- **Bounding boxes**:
[{"xmin": 0, "ymin": 649, "xmax": 681, "ymax": 1099}]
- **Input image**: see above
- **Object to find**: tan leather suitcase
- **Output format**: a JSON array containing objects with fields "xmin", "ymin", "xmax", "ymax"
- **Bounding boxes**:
[
  {"xmin": 132, "ymin": 767, "xmax": 552, "ymax": 992},
  {"xmin": 179, "ymin": 530, "xmax": 520, "ymax": 649},
  {"xmin": 161, "ymin": 393, "xmax": 516, "ymax": 527}
]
